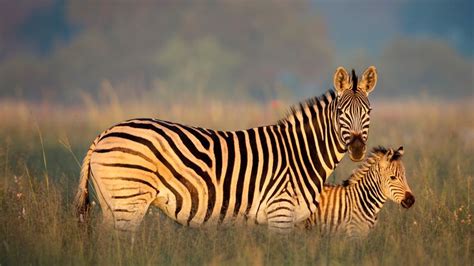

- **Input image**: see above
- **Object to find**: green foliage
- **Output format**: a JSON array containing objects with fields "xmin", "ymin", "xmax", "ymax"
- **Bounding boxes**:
[
  {"xmin": 0, "ymin": 100, "xmax": 472, "ymax": 265},
  {"xmin": 155, "ymin": 36, "xmax": 242, "ymax": 100},
  {"xmin": 0, "ymin": 1, "xmax": 333, "ymax": 103}
]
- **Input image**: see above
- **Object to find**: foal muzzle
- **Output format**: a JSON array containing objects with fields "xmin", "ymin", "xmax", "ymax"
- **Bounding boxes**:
[{"xmin": 401, "ymin": 192, "xmax": 415, "ymax": 209}]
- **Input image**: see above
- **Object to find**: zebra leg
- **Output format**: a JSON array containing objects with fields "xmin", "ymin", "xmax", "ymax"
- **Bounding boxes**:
[
  {"xmin": 109, "ymin": 192, "xmax": 156, "ymax": 232},
  {"xmin": 89, "ymin": 167, "xmax": 157, "ymax": 232},
  {"xmin": 265, "ymin": 193, "xmax": 296, "ymax": 233}
]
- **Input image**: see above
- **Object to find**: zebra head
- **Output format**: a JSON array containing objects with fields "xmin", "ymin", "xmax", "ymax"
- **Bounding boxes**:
[
  {"xmin": 334, "ymin": 66, "xmax": 377, "ymax": 162},
  {"xmin": 379, "ymin": 146, "xmax": 415, "ymax": 209}
]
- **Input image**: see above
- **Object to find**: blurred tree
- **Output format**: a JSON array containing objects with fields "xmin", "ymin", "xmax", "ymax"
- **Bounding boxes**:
[
  {"xmin": 0, "ymin": 0, "xmax": 334, "ymax": 103},
  {"xmin": 379, "ymin": 38, "xmax": 473, "ymax": 99},
  {"xmin": 154, "ymin": 36, "xmax": 241, "ymax": 101}
]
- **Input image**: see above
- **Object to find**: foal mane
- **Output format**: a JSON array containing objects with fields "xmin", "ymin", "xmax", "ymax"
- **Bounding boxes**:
[{"xmin": 342, "ymin": 146, "xmax": 387, "ymax": 186}]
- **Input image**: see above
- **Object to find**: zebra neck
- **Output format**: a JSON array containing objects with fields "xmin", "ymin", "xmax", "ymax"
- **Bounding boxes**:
[
  {"xmin": 310, "ymin": 97, "xmax": 347, "ymax": 174},
  {"xmin": 275, "ymin": 90, "xmax": 346, "ymax": 209},
  {"xmin": 276, "ymin": 90, "xmax": 346, "ymax": 174},
  {"xmin": 349, "ymin": 170, "xmax": 387, "ymax": 221},
  {"xmin": 327, "ymin": 96, "xmax": 347, "ymax": 168}
]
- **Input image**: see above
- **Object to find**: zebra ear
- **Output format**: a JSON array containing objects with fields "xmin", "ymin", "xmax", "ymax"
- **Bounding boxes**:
[
  {"xmin": 333, "ymin": 67, "xmax": 352, "ymax": 96},
  {"xmin": 358, "ymin": 66, "xmax": 377, "ymax": 95},
  {"xmin": 391, "ymin": 146, "xmax": 404, "ymax": 161},
  {"xmin": 396, "ymin": 146, "xmax": 404, "ymax": 155},
  {"xmin": 381, "ymin": 149, "xmax": 395, "ymax": 166}
]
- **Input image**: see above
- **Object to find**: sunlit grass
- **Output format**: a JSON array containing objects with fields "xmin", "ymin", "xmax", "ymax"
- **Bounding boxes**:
[{"xmin": 0, "ymin": 98, "xmax": 472, "ymax": 265}]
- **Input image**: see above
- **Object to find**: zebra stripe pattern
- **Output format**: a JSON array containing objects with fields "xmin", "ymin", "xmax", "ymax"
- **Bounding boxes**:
[
  {"xmin": 303, "ymin": 146, "xmax": 415, "ymax": 237},
  {"xmin": 74, "ymin": 66, "xmax": 378, "ymax": 232}
]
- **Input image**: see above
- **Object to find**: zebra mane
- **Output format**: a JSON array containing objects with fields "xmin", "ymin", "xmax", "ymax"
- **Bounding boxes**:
[
  {"xmin": 342, "ymin": 146, "xmax": 388, "ymax": 186},
  {"xmin": 351, "ymin": 69, "xmax": 358, "ymax": 92},
  {"xmin": 277, "ymin": 89, "xmax": 336, "ymax": 126}
]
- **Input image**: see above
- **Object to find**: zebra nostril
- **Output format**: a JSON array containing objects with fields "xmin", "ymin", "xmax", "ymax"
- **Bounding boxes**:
[
  {"xmin": 348, "ymin": 135, "xmax": 365, "ymax": 162},
  {"xmin": 401, "ymin": 192, "xmax": 415, "ymax": 208}
]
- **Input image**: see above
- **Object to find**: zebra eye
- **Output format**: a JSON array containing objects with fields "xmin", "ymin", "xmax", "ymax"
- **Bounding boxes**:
[
  {"xmin": 368, "ymin": 107, "xmax": 372, "ymax": 115},
  {"xmin": 390, "ymin": 175, "xmax": 397, "ymax": 180}
]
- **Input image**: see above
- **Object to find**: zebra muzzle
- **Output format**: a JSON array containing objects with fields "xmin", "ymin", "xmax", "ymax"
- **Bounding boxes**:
[
  {"xmin": 401, "ymin": 192, "xmax": 415, "ymax": 209},
  {"xmin": 348, "ymin": 135, "xmax": 366, "ymax": 162}
]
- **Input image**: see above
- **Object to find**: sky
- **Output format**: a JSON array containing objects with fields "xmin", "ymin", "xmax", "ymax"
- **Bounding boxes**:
[{"xmin": 0, "ymin": 0, "xmax": 472, "ymax": 101}]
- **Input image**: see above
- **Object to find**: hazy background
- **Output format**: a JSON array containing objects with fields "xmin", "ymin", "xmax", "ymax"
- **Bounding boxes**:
[{"xmin": 0, "ymin": 0, "xmax": 472, "ymax": 105}]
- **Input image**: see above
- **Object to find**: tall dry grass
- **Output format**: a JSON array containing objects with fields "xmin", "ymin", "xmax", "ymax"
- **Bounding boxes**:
[{"xmin": 0, "ymin": 97, "xmax": 472, "ymax": 265}]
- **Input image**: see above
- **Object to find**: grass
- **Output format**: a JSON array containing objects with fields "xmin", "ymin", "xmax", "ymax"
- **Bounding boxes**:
[{"xmin": 0, "ymin": 98, "xmax": 472, "ymax": 265}]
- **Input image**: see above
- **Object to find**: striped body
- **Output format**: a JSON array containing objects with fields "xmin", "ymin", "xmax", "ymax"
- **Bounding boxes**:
[
  {"xmin": 74, "ymin": 66, "xmax": 378, "ymax": 232},
  {"xmin": 303, "ymin": 146, "xmax": 415, "ymax": 237}
]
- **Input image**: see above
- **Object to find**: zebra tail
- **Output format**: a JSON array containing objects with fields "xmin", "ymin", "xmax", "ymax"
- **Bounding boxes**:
[{"xmin": 73, "ymin": 139, "xmax": 97, "ymax": 222}]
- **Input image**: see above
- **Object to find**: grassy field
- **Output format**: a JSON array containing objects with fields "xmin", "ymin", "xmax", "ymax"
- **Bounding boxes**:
[{"xmin": 0, "ymin": 98, "xmax": 472, "ymax": 265}]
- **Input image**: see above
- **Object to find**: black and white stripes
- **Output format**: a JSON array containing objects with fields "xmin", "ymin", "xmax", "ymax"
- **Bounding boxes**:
[
  {"xmin": 303, "ymin": 146, "xmax": 415, "ymax": 237},
  {"xmin": 73, "ymin": 66, "xmax": 378, "ymax": 232}
]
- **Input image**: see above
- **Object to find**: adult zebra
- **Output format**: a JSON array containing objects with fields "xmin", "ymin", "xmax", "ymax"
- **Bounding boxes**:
[
  {"xmin": 302, "ymin": 146, "xmax": 415, "ymax": 237},
  {"xmin": 74, "ymin": 66, "xmax": 378, "ymax": 232}
]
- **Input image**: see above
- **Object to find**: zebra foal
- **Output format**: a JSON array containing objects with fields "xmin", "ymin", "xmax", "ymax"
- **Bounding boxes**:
[
  {"xmin": 303, "ymin": 146, "xmax": 415, "ymax": 237},
  {"xmin": 74, "ymin": 66, "xmax": 378, "ymax": 232}
]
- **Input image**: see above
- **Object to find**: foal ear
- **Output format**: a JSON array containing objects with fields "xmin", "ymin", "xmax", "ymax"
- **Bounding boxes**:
[
  {"xmin": 358, "ymin": 66, "xmax": 377, "ymax": 95},
  {"xmin": 380, "ymin": 148, "xmax": 394, "ymax": 167},
  {"xmin": 391, "ymin": 146, "xmax": 404, "ymax": 161},
  {"xmin": 333, "ymin": 67, "xmax": 352, "ymax": 96},
  {"xmin": 396, "ymin": 146, "xmax": 404, "ymax": 155}
]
